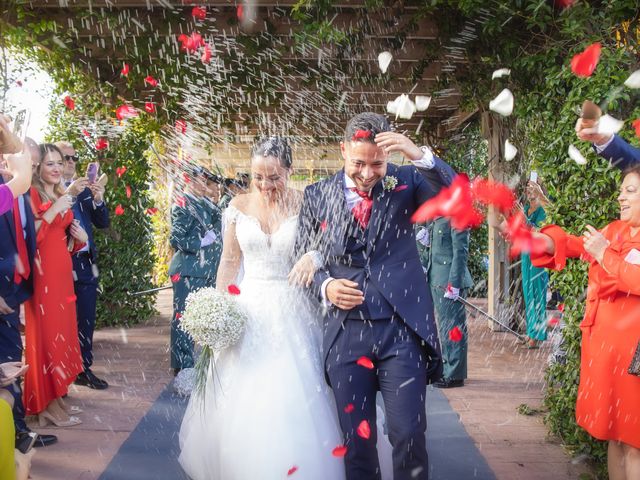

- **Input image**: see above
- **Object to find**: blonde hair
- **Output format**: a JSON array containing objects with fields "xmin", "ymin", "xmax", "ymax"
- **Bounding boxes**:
[
  {"xmin": 54, "ymin": 140, "xmax": 74, "ymax": 151},
  {"xmin": 33, "ymin": 143, "xmax": 66, "ymax": 203}
]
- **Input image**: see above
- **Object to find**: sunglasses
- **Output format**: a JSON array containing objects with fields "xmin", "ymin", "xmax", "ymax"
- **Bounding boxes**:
[{"xmin": 64, "ymin": 155, "xmax": 79, "ymax": 162}]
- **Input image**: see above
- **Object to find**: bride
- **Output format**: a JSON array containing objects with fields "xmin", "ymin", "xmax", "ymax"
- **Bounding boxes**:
[{"xmin": 178, "ymin": 137, "xmax": 347, "ymax": 479}]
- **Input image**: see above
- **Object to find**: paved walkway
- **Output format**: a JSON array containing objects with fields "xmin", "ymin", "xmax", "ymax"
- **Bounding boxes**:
[{"xmin": 26, "ymin": 292, "xmax": 592, "ymax": 479}]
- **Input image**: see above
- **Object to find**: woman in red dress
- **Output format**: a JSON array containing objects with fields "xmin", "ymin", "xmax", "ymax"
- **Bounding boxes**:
[
  {"xmin": 23, "ymin": 144, "xmax": 87, "ymax": 427},
  {"xmin": 526, "ymin": 166, "xmax": 640, "ymax": 479}
]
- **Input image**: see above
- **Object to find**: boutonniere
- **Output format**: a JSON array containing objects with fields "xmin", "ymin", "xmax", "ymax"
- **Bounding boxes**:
[{"xmin": 382, "ymin": 175, "xmax": 398, "ymax": 192}]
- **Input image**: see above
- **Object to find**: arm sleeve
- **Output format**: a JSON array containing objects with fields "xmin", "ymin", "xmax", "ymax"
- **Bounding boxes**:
[
  {"xmin": 413, "ymin": 155, "xmax": 456, "ymax": 206},
  {"xmin": 530, "ymin": 224, "xmax": 589, "ymax": 270},
  {"xmin": 598, "ymin": 135, "xmax": 640, "ymax": 170},
  {"xmin": 89, "ymin": 198, "xmax": 110, "ymax": 229},
  {"xmin": 169, "ymin": 205, "xmax": 200, "ymax": 254},
  {"xmin": 599, "ymin": 247, "xmax": 640, "ymax": 296},
  {"xmin": 448, "ymin": 227, "xmax": 470, "ymax": 289}
]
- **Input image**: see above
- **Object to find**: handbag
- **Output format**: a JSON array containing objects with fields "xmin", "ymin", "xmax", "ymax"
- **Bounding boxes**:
[{"xmin": 629, "ymin": 340, "xmax": 640, "ymax": 376}]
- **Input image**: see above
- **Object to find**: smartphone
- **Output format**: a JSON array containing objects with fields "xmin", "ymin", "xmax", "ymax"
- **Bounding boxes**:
[
  {"xmin": 529, "ymin": 171, "xmax": 538, "ymax": 183},
  {"xmin": 86, "ymin": 162, "xmax": 99, "ymax": 183},
  {"xmin": 11, "ymin": 109, "xmax": 30, "ymax": 144}
]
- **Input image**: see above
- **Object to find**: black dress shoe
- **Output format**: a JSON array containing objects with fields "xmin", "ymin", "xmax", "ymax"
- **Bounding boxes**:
[
  {"xmin": 74, "ymin": 369, "xmax": 109, "ymax": 390},
  {"xmin": 16, "ymin": 429, "xmax": 58, "ymax": 448},
  {"xmin": 434, "ymin": 378, "xmax": 465, "ymax": 389}
]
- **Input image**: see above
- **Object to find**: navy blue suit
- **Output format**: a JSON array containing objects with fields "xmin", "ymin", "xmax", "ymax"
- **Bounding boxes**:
[
  {"xmin": 0, "ymin": 182, "xmax": 36, "ymax": 432},
  {"xmin": 71, "ymin": 187, "xmax": 109, "ymax": 370},
  {"xmin": 296, "ymin": 160, "xmax": 454, "ymax": 480},
  {"xmin": 598, "ymin": 135, "xmax": 640, "ymax": 170}
]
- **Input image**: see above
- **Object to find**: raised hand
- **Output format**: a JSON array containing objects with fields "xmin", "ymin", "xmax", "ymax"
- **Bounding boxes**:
[
  {"xmin": 583, "ymin": 225, "xmax": 609, "ymax": 263},
  {"xmin": 374, "ymin": 131, "xmax": 423, "ymax": 160},
  {"xmin": 575, "ymin": 117, "xmax": 612, "ymax": 146},
  {"xmin": 66, "ymin": 177, "xmax": 89, "ymax": 196},
  {"xmin": 326, "ymin": 279, "xmax": 364, "ymax": 310},
  {"xmin": 52, "ymin": 194, "xmax": 74, "ymax": 215},
  {"xmin": 89, "ymin": 182, "xmax": 106, "ymax": 203}
]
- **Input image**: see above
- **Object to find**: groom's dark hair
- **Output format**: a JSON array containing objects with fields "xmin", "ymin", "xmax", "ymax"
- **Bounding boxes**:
[
  {"xmin": 251, "ymin": 136, "xmax": 293, "ymax": 169},
  {"xmin": 344, "ymin": 112, "xmax": 391, "ymax": 143}
]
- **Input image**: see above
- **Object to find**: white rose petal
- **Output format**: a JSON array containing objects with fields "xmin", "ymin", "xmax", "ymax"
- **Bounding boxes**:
[
  {"xmin": 387, "ymin": 94, "xmax": 416, "ymax": 120},
  {"xmin": 378, "ymin": 51, "xmax": 393, "ymax": 74},
  {"xmin": 492, "ymin": 68, "xmax": 511, "ymax": 80},
  {"xmin": 597, "ymin": 114, "xmax": 624, "ymax": 135},
  {"xmin": 568, "ymin": 145, "xmax": 587, "ymax": 165},
  {"xmin": 489, "ymin": 88, "xmax": 514, "ymax": 117},
  {"xmin": 624, "ymin": 69, "xmax": 640, "ymax": 89},
  {"xmin": 415, "ymin": 96, "xmax": 431, "ymax": 111},
  {"xmin": 504, "ymin": 139, "xmax": 517, "ymax": 161}
]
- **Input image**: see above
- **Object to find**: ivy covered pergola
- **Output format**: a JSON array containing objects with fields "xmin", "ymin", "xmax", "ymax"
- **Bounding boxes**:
[{"xmin": 3, "ymin": 1, "xmax": 640, "ymax": 476}]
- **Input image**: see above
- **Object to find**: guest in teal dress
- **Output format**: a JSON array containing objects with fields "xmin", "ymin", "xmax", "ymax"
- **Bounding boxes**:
[{"xmin": 521, "ymin": 179, "xmax": 550, "ymax": 348}]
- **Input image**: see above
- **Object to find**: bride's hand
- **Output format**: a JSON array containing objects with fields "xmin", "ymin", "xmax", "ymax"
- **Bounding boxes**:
[{"xmin": 288, "ymin": 253, "xmax": 319, "ymax": 287}]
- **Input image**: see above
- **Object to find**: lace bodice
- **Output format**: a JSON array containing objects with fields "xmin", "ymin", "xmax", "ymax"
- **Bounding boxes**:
[{"xmin": 224, "ymin": 205, "xmax": 298, "ymax": 282}]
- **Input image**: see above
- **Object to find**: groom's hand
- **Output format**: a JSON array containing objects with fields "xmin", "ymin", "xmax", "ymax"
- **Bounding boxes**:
[
  {"xmin": 326, "ymin": 279, "xmax": 364, "ymax": 310},
  {"xmin": 374, "ymin": 131, "xmax": 422, "ymax": 160}
]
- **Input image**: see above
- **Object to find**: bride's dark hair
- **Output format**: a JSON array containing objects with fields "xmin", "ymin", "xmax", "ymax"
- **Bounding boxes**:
[{"xmin": 251, "ymin": 136, "xmax": 293, "ymax": 169}]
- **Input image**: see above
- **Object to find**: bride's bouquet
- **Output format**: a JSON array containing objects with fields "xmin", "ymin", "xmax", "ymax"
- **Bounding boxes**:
[{"xmin": 179, "ymin": 287, "xmax": 247, "ymax": 396}]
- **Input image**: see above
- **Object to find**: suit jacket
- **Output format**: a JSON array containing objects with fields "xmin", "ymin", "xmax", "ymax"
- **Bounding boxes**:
[
  {"xmin": 0, "ymin": 180, "xmax": 36, "ymax": 307},
  {"xmin": 598, "ymin": 135, "xmax": 640, "ymax": 170},
  {"xmin": 72, "ymin": 187, "xmax": 110, "ymax": 261},
  {"xmin": 168, "ymin": 195, "xmax": 222, "ymax": 279},
  {"xmin": 424, "ymin": 217, "xmax": 473, "ymax": 290},
  {"xmin": 296, "ymin": 160, "xmax": 455, "ymax": 383}
]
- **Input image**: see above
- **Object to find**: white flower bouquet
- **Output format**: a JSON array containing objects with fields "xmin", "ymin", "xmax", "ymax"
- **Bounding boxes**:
[{"xmin": 179, "ymin": 287, "xmax": 247, "ymax": 396}]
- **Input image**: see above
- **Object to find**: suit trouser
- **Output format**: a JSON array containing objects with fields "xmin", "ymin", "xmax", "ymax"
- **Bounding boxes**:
[
  {"xmin": 430, "ymin": 286, "xmax": 468, "ymax": 381},
  {"xmin": 73, "ymin": 253, "xmax": 99, "ymax": 371},
  {"xmin": 326, "ymin": 317, "xmax": 429, "ymax": 480},
  {"xmin": 0, "ymin": 305, "xmax": 27, "ymax": 431},
  {"xmin": 171, "ymin": 276, "xmax": 214, "ymax": 369}
]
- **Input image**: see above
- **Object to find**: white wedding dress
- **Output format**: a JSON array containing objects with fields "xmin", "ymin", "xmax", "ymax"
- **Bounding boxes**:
[{"xmin": 178, "ymin": 205, "xmax": 347, "ymax": 480}]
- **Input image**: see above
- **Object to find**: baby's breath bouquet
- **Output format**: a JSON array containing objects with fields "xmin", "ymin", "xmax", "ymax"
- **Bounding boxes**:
[{"xmin": 179, "ymin": 287, "xmax": 247, "ymax": 396}]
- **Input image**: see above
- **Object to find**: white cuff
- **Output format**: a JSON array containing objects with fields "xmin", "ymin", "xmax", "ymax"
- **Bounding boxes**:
[
  {"xmin": 412, "ymin": 146, "xmax": 435, "ymax": 169},
  {"xmin": 594, "ymin": 135, "xmax": 615, "ymax": 153},
  {"xmin": 321, "ymin": 277, "xmax": 334, "ymax": 306},
  {"xmin": 93, "ymin": 201, "xmax": 104, "ymax": 208}
]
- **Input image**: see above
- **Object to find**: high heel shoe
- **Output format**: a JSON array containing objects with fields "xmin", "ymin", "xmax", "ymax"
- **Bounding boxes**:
[{"xmin": 38, "ymin": 410, "xmax": 82, "ymax": 428}]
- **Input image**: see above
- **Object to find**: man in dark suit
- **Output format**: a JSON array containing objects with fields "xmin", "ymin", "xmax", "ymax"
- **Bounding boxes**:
[
  {"xmin": 0, "ymin": 148, "xmax": 57, "ymax": 448},
  {"xmin": 57, "ymin": 141, "xmax": 110, "ymax": 390},
  {"xmin": 575, "ymin": 117, "xmax": 640, "ymax": 169},
  {"xmin": 296, "ymin": 112, "xmax": 455, "ymax": 480}
]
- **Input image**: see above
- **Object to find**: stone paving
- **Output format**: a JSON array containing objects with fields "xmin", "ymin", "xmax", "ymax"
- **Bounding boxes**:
[{"xmin": 25, "ymin": 292, "xmax": 593, "ymax": 479}]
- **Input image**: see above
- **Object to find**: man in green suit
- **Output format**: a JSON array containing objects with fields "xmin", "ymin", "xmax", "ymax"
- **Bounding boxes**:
[
  {"xmin": 417, "ymin": 217, "xmax": 473, "ymax": 388},
  {"xmin": 168, "ymin": 167, "xmax": 223, "ymax": 374}
]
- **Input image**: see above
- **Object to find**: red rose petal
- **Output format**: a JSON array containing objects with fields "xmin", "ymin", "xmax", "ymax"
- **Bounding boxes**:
[
  {"xmin": 632, "ymin": 119, "xmax": 640, "ymax": 140},
  {"xmin": 125, "ymin": 185, "xmax": 132, "ymax": 198},
  {"xmin": 145, "ymin": 102, "xmax": 156, "ymax": 114},
  {"xmin": 114, "ymin": 204, "xmax": 125, "ymax": 216},
  {"xmin": 171, "ymin": 273, "xmax": 181, "ymax": 283},
  {"xmin": 175, "ymin": 312, "xmax": 182, "ymax": 320},
  {"xmin": 175, "ymin": 196, "xmax": 186, "ymax": 208},
  {"xmin": 503, "ymin": 210, "xmax": 548, "ymax": 258},
  {"xmin": 351, "ymin": 129, "xmax": 371, "ymax": 140},
  {"xmin": 146, "ymin": 207, "xmax": 159, "ymax": 215},
  {"xmin": 554, "ymin": 0, "xmax": 574, "ymax": 9},
  {"xmin": 470, "ymin": 178, "xmax": 516, "ymax": 213},
  {"xmin": 570, "ymin": 42, "xmax": 602, "ymax": 78},
  {"xmin": 175, "ymin": 119, "xmax": 187, "ymax": 134},
  {"xmin": 201, "ymin": 44, "xmax": 212, "ymax": 64},
  {"xmin": 121, "ymin": 63, "xmax": 130, "ymax": 76},
  {"xmin": 558, "ymin": 303, "xmax": 565, "ymax": 312},
  {"xmin": 116, "ymin": 166, "xmax": 127, "ymax": 178},
  {"xmin": 331, "ymin": 445, "xmax": 347, "ymax": 457},
  {"xmin": 448, "ymin": 326, "xmax": 463, "ymax": 342},
  {"xmin": 192, "ymin": 6, "xmax": 206, "ymax": 20},
  {"xmin": 95, "ymin": 138, "xmax": 109, "ymax": 151},
  {"xmin": 320, "ymin": 220, "xmax": 328, "ymax": 231},
  {"xmin": 15, "ymin": 80, "xmax": 23, "ymax": 87},
  {"xmin": 287, "ymin": 466, "xmax": 298, "ymax": 476},
  {"xmin": 237, "ymin": 5, "xmax": 244, "ymax": 20},
  {"xmin": 344, "ymin": 403, "xmax": 354, "ymax": 413},
  {"xmin": 116, "ymin": 104, "xmax": 139, "ymax": 120},
  {"xmin": 356, "ymin": 420, "xmax": 371, "ymax": 439},
  {"xmin": 547, "ymin": 316, "xmax": 560, "ymax": 328},
  {"xmin": 144, "ymin": 75, "xmax": 159, "ymax": 87},
  {"xmin": 356, "ymin": 356, "xmax": 374, "ymax": 369},
  {"xmin": 82, "ymin": 129, "xmax": 91, "ymax": 138},
  {"xmin": 64, "ymin": 95, "xmax": 75, "ymax": 111},
  {"xmin": 178, "ymin": 32, "xmax": 205, "ymax": 53},
  {"xmin": 228, "ymin": 284, "xmax": 241, "ymax": 295}
]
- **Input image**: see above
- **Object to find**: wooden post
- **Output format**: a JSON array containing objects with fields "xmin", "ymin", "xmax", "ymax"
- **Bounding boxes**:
[{"xmin": 481, "ymin": 112, "xmax": 510, "ymax": 331}]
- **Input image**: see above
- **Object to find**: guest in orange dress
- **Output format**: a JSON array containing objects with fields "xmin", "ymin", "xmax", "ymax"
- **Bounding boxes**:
[
  {"xmin": 527, "ymin": 166, "xmax": 640, "ymax": 480},
  {"xmin": 23, "ymin": 144, "xmax": 88, "ymax": 427}
]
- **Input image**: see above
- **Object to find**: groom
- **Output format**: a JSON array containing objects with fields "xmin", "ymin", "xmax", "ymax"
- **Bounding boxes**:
[{"xmin": 296, "ymin": 112, "xmax": 455, "ymax": 480}]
